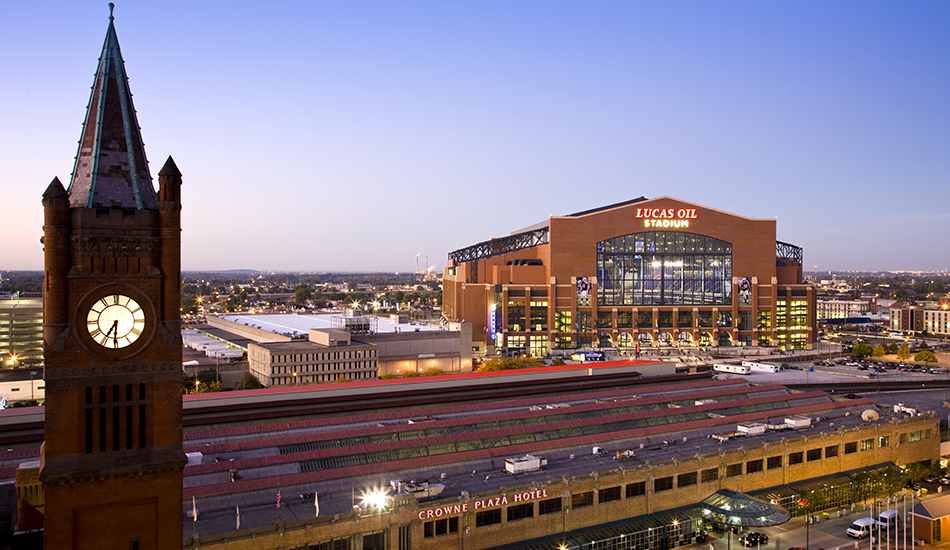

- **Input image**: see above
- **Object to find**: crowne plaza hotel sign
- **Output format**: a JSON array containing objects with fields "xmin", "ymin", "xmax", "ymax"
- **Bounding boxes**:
[
  {"xmin": 635, "ymin": 207, "xmax": 698, "ymax": 228},
  {"xmin": 417, "ymin": 488, "xmax": 550, "ymax": 520}
]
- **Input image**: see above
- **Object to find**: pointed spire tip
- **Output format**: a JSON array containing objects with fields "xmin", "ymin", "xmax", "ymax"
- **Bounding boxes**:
[{"xmin": 108, "ymin": 3, "xmax": 115, "ymax": 21}]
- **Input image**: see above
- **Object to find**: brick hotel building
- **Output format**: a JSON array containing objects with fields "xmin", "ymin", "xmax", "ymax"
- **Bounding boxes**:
[{"xmin": 443, "ymin": 197, "xmax": 817, "ymax": 356}]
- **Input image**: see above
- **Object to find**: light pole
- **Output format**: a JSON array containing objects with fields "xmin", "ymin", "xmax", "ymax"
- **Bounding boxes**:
[
  {"xmin": 798, "ymin": 499, "xmax": 809, "ymax": 550},
  {"xmin": 30, "ymin": 370, "xmax": 36, "ymax": 401}
]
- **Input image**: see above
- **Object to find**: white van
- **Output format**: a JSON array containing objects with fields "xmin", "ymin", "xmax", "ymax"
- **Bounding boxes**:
[
  {"xmin": 847, "ymin": 517, "xmax": 877, "ymax": 538},
  {"xmin": 879, "ymin": 510, "xmax": 900, "ymax": 529}
]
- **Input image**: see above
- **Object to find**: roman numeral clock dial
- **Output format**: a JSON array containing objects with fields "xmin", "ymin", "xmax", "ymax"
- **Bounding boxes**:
[{"xmin": 85, "ymin": 294, "xmax": 146, "ymax": 349}]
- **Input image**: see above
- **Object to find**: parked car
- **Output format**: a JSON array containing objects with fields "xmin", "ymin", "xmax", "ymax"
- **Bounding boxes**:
[{"xmin": 739, "ymin": 532, "xmax": 769, "ymax": 547}]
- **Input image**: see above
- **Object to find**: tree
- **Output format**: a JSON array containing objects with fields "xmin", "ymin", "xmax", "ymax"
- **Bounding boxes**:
[
  {"xmin": 919, "ymin": 340, "xmax": 929, "ymax": 349},
  {"xmin": 887, "ymin": 343, "xmax": 899, "ymax": 354},
  {"xmin": 852, "ymin": 343, "xmax": 873, "ymax": 358},
  {"xmin": 897, "ymin": 345, "xmax": 911, "ymax": 360},
  {"xmin": 235, "ymin": 371, "xmax": 264, "ymax": 390},
  {"xmin": 295, "ymin": 285, "xmax": 312, "ymax": 304},
  {"xmin": 872, "ymin": 344, "xmax": 887, "ymax": 357},
  {"xmin": 914, "ymin": 350, "xmax": 937, "ymax": 364}
]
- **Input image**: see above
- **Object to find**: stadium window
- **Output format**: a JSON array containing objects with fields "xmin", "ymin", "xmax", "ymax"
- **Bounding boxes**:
[
  {"xmin": 767, "ymin": 456, "xmax": 783, "ymax": 470},
  {"xmin": 861, "ymin": 438, "xmax": 875, "ymax": 451},
  {"xmin": 725, "ymin": 464, "xmax": 742, "ymax": 477},
  {"xmin": 806, "ymin": 448, "xmax": 822, "ymax": 462},
  {"xmin": 927, "ymin": 429, "xmax": 933, "ymax": 439},
  {"xmin": 878, "ymin": 436, "xmax": 889, "ymax": 448},
  {"xmin": 845, "ymin": 441, "xmax": 858, "ymax": 454},
  {"xmin": 788, "ymin": 452, "xmax": 804, "ymax": 465},
  {"xmin": 538, "ymin": 497, "xmax": 562, "ymax": 515},
  {"xmin": 599, "ymin": 486, "xmax": 622, "ymax": 503},
  {"xmin": 701, "ymin": 468, "xmax": 718, "ymax": 482},
  {"xmin": 909, "ymin": 431, "xmax": 922, "ymax": 442},
  {"xmin": 507, "ymin": 503, "xmax": 534, "ymax": 522},
  {"xmin": 899, "ymin": 433, "xmax": 907, "ymax": 444},
  {"xmin": 825, "ymin": 445, "xmax": 839, "ymax": 458},
  {"xmin": 626, "ymin": 482, "xmax": 646, "ymax": 498},
  {"xmin": 571, "ymin": 492, "xmax": 594, "ymax": 509},
  {"xmin": 475, "ymin": 509, "xmax": 501, "ymax": 527},
  {"xmin": 746, "ymin": 459, "xmax": 763, "ymax": 474},
  {"xmin": 678, "ymin": 472, "xmax": 698, "ymax": 487},
  {"xmin": 654, "ymin": 476, "xmax": 674, "ymax": 492}
]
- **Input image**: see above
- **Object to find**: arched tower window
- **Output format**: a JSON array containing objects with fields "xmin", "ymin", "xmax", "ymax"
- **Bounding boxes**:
[{"xmin": 596, "ymin": 232, "xmax": 732, "ymax": 306}]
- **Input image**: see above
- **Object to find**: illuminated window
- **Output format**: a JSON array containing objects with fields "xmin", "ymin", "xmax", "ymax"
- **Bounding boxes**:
[
  {"xmin": 529, "ymin": 301, "xmax": 548, "ymax": 331},
  {"xmin": 597, "ymin": 311, "xmax": 613, "ymax": 330},
  {"xmin": 578, "ymin": 312, "xmax": 591, "ymax": 332},
  {"xmin": 878, "ymin": 436, "xmax": 889, "ymax": 448},
  {"xmin": 507, "ymin": 301, "xmax": 525, "ymax": 331},
  {"xmin": 529, "ymin": 336, "xmax": 548, "ymax": 357},
  {"xmin": 861, "ymin": 438, "xmax": 875, "ymax": 450},
  {"xmin": 617, "ymin": 311, "xmax": 633, "ymax": 328},
  {"xmin": 597, "ymin": 232, "xmax": 733, "ymax": 306},
  {"xmin": 555, "ymin": 311, "xmax": 572, "ymax": 333}
]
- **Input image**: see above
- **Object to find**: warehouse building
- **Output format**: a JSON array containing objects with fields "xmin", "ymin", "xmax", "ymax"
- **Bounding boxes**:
[{"xmin": 169, "ymin": 365, "xmax": 937, "ymax": 550}]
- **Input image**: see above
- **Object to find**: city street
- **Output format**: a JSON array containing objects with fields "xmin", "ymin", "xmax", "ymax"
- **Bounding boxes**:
[{"xmin": 684, "ymin": 498, "xmax": 937, "ymax": 550}]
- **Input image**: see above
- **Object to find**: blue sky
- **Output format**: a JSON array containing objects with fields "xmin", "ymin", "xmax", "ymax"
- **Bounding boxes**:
[{"xmin": 2, "ymin": 1, "xmax": 948, "ymax": 273}]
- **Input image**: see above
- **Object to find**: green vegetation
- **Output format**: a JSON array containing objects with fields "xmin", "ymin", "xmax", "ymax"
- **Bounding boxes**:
[
  {"xmin": 897, "ymin": 345, "xmax": 911, "ymax": 360},
  {"xmin": 852, "ymin": 343, "xmax": 873, "ymax": 358},
  {"xmin": 914, "ymin": 350, "xmax": 938, "ymax": 364},
  {"xmin": 476, "ymin": 356, "xmax": 544, "ymax": 372},
  {"xmin": 235, "ymin": 371, "xmax": 265, "ymax": 390}
]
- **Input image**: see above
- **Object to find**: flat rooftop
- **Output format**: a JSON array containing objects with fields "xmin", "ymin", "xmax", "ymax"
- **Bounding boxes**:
[
  {"xmin": 177, "ymin": 372, "xmax": 924, "ymax": 537},
  {"xmin": 220, "ymin": 312, "xmax": 446, "ymax": 338}
]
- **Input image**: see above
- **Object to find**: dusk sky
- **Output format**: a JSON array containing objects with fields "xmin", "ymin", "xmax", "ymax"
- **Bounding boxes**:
[{"xmin": 2, "ymin": 1, "xmax": 948, "ymax": 273}]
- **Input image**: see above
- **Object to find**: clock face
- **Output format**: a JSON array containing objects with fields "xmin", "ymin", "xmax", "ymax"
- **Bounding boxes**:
[{"xmin": 86, "ymin": 294, "xmax": 147, "ymax": 349}]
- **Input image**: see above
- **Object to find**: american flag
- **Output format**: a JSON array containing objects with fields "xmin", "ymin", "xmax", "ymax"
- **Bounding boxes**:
[{"xmin": 277, "ymin": 487, "xmax": 281, "ymax": 509}]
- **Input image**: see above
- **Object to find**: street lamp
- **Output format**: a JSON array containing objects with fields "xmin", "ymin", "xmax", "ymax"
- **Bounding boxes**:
[
  {"xmin": 292, "ymin": 372, "xmax": 297, "ymax": 386},
  {"xmin": 30, "ymin": 370, "xmax": 36, "ymax": 401},
  {"xmin": 798, "ymin": 499, "xmax": 809, "ymax": 550}
]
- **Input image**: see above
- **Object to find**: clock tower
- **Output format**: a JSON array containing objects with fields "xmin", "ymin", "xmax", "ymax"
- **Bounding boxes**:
[{"xmin": 40, "ymin": 6, "xmax": 185, "ymax": 549}]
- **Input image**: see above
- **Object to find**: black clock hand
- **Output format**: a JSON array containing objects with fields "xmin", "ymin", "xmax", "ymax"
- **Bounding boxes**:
[{"xmin": 106, "ymin": 320, "xmax": 118, "ymax": 346}]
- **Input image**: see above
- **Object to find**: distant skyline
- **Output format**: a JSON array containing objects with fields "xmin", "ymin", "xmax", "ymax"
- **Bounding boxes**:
[{"xmin": 2, "ymin": 1, "xmax": 948, "ymax": 272}]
